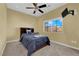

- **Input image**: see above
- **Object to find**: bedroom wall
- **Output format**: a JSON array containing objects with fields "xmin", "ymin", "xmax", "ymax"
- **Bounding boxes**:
[
  {"xmin": 36, "ymin": 3, "xmax": 79, "ymax": 48},
  {"xmin": 7, "ymin": 9, "xmax": 37, "ymax": 42},
  {"xmin": 0, "ymin": 4, "xmax": 7, "ymax": 55}
]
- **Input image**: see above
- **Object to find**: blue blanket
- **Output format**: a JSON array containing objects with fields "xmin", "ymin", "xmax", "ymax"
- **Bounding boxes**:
[{"xmin": 20, "ymin": 33, "xmax": 50, "ymax": 56}]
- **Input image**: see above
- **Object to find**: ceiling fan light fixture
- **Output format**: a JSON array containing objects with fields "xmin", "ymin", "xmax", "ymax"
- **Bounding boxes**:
[{"xmin": 26, "ymin": 3, "xmax": 47, "ymax": 14}]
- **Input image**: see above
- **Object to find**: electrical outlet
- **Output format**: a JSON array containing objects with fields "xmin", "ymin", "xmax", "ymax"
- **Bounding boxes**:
[{"xmin": 71, "ymin": 40, "xmax": 77, "ymax": 44}]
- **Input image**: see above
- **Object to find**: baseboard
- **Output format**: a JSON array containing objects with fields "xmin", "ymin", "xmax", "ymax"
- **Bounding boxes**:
[
  {"xmin": 7, "ymin": 39, "xmax": 19, "ymax": 43},
  {"xmin": 50, "ymin": 40, "xmax": 79, "ymax": 51},
  {"xmin": 6, "ymin": 39, "xmax": 79, "ymax": 51},
  {"xmin": 1, "ymin": 41, "xmax": 7, "ymax": 56}
]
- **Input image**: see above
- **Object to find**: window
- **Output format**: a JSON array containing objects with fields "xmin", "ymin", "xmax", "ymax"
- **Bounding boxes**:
[{"xmin": 44, "ymin": 17, "xmax": 63, "ymax": 32}]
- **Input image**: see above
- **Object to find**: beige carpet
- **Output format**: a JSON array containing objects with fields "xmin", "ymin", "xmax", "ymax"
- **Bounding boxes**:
[{"xmin": 3, "ymin": 41, "xmax": 79, "ymax": 56}]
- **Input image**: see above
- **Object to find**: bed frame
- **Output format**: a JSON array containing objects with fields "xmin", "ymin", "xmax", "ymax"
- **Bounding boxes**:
[{"xmin": 20, "ymin": 27, "xmax": 34, "ymax": 37}]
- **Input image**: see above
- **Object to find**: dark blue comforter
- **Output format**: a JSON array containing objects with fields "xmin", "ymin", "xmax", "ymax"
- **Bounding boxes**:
[{"xmin": 20, "ymin": 33, "xmax": 50, "ymax": 56}]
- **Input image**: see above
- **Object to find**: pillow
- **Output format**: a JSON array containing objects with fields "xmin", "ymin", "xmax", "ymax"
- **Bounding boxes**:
[{"xmin": 26, "ymin": 30, "xmax": 32, "ymax": 34}]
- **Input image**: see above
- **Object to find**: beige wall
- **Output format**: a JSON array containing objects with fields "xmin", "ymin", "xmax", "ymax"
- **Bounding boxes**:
[
  {"xmin": 0, "ymin": 4, "xmax": 7, "ymax": 55},
  {"xmin": 7, "ymin": 9, "xmax": 37, "ymax": 41},
  {"xmin": 36, "ymin": 3, "xmax": 79, "ymax": 48}
]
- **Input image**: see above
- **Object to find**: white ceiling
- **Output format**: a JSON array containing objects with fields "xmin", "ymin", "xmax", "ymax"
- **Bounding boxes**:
[{"xmin": 7, "ymin": 3, "xmax": 66, "ymax": 17}]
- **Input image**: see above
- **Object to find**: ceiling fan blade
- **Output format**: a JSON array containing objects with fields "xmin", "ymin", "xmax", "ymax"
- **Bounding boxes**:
[
  {"xmin": 38, "ymin": 9, "xmax": 44, "ymax": 13},
  {"xmin": 26, "ymin": 7, "xmax": 35, "ymax": 9},
  {"xmin": 33, "ymin": 10, "xmax": 36, "ymax": 14},
  {"xmin": 39, "ymin": 4, "xmax": 46, "ymax": 8},
  {"xmin": 33, "ymin": 3, "xmax": 37, "ymax": 7}
]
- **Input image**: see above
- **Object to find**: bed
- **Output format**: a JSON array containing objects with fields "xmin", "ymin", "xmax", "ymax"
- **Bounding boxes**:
[{"xmin": 20, "ymin": 28, "xmax": 50, "ymax": 56}]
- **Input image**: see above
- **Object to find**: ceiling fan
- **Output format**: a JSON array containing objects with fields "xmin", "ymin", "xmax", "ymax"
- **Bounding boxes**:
[{"xmin": 26, "ymin": 3, "xmax": 47, "ymax": 14}]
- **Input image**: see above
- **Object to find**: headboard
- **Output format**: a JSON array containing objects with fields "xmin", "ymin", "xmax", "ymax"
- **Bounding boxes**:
[{"xmin": 20, "ymin": 27, "xmax": 34, "ymax": 37}]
